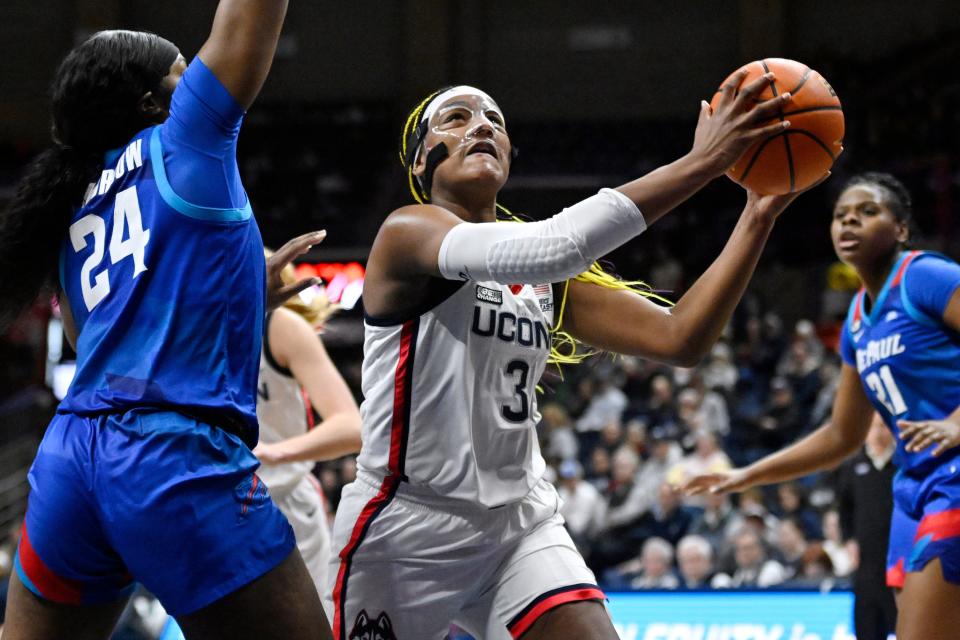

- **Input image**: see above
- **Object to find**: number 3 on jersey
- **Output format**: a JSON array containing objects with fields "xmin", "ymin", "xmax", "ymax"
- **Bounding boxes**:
[
  {"xmin": 69, "ymin": 186, "xmax": 150, "ymax": 311},
  {"xmin": 502, "ymin": 360, "xmax": 531, "ymax": 423},
  {"xmin": 865, "ymin": 364, "xmax": 908, "ymax": 416}
]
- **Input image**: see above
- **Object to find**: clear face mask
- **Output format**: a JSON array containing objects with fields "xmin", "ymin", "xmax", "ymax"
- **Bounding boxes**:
[{"xmin": 415, "ymin": 87, "xmax": 508, "ymax": 166}]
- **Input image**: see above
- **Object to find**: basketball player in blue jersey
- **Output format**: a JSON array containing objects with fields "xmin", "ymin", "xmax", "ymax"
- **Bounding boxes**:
[
  {"xmin": 0, "ymin": 2, "xmax": 332, "ymax": 639},
  {"xmin": 685, "ymin": 173, "xmax": 960, "ymax": 639}
]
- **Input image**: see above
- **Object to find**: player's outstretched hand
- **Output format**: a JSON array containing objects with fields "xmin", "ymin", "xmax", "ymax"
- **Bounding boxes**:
[
  {"xmin": 681, "ymin": 468, "xmax": 754, "ymax": 496},
  {"xmin": 899, "ymin": 418, "xmax": 960, "ymax": 457},
  {"xmin": 690, "ymin": 70, "xmax": 793, "ymax": 176},
  {"xmin": 743, "ymin": 170, "xmax": 833, "ymax": 224},
  {"xmin": 266, "ymin": 230, "xmax": 326, "ymax": 310},
  {"xmin": 253, "ymin": 441, "xmax": 286, "ymax": 465}
]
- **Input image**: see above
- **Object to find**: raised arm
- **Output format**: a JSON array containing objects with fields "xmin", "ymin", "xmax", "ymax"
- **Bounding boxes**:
[
  {"xmin": 683, "ymin": 363, "xmax": 875, "ymax": 495},
  {"xmin": 562, "ymin": 189, "xmax": 800, "ymax": 366},
  {"xmin": 369, "ymin": 72, "xmax": 792, "ymax": 287},
  {"xmin": 254, "ymin": 308, "xmax": 362, "ymax": 465},
  {"xmin": 198, "ymin": 0, "xmax": 290, "ymax": 109}
]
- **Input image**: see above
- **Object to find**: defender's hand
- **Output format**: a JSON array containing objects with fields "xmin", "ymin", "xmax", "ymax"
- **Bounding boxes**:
[
  {"xmin": 266, "ymin": 230, "xmax": 325, "ymax": 310},
  {"xmin": 682, "ymin": 468, "xmax": 754, "ymax": 496},
  {"xmin": 899, "ymin": 418, "xmax": 960, "ymax": 457}
]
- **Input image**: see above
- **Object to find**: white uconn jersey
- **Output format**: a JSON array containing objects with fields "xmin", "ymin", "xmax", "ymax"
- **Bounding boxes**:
[
  {"xmin": 256, "ymin": 317, "xmax": 314, "ymax": 497},
  {"xmin": 358, "ymin": 279, "xmax": 555, "ymax": 507}
]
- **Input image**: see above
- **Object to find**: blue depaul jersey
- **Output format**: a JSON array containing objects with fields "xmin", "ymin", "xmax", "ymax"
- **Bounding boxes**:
[
  {"xmin": 841, "ymin": 250, "xmax": 960, "ymax": 475},
  {"xmin": 58, "ymin": 58, "xmax": 265, "ymax": 444}
]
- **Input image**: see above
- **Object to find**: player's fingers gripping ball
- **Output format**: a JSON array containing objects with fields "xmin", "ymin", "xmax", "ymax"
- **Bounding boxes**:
[{"xmin": 711, "ymin": 58, "xmax": 844, "ymax": 195}]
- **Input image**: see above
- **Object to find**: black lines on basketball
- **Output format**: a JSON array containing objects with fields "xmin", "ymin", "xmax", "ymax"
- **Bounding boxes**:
[
  {"xmin": 782, "ymin": 106, "xmax": 842, "ymax": 117},
  {"xmin": 782, "ymin": 134, "xmax": 796, "ymax": 192},
  {"xmin": 710, "ymin": 58, "xmax": 843, "ymax": 193},
  {"xmin": 789, "ymin": 68, "xmax": 812, "ymax": 98},
  {"xmin": 785, "ymin": 129, "xmax": 839, "ymax": 161},
  {"xmin": 738, "ymin": 133, "xmax": 782, "ymax": 182}
]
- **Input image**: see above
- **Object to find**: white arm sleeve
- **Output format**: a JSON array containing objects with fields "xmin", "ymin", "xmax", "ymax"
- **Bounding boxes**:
[{"xmin": 437, "ymin": 188, "xmax": 647, "ymax": 284}]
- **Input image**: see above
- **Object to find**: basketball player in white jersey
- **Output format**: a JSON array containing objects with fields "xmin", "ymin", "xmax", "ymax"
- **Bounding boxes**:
[
  {"xmin": 327, "ymin": 72, "xmax": 820, "ymax": 640},
  {"xmin": 255, "ymin": 260, "xmax": 362, "ymax": 594}
]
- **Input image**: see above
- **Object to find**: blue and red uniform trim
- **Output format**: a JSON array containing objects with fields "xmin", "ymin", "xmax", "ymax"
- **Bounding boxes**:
[
  {"xmin": 15, "ymin": 522, "xmax": 84, "ymax": 604},
  {"xmin": 332, "ymin": 318, "xmax": 418, "ymax": 640},
  {"xmin": 507, "ymin": 582, "xmax": 606, "ymax": 638}
]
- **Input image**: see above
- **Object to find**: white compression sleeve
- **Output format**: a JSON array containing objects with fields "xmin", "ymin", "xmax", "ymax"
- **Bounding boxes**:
[{"xmin": 437, "ymin": 188, "xmax": 646, "ymax": 284}]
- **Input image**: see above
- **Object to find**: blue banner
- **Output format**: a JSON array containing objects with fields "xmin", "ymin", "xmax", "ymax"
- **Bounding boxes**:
[{"xmin": 607, "ymin": 591, "xmax": 856, "ymax": 640}]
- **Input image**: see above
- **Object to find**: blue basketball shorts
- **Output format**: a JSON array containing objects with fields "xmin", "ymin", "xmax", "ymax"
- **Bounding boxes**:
[
  {"xmin": 886, "ymin": 462, "xmax": 960, "ymax": 588},
  {"xmin": 15, "ymin": 410, "xmax": 295, "ymax": 616}
]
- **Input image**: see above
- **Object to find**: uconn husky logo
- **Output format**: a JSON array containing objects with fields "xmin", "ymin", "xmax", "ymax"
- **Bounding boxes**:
[{"xmin": 349, "ymin": 610, "xmax": 396, "ymax": 640}]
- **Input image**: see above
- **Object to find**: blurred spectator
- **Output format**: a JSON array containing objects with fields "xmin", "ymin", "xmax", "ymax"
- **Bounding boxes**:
[
  {"xmin": 636, "ymin": 374, "xmax": 677, "ymax": 432},
  {"xmin": 630, "ymin": 537, "xmax": 679, "ymax": 589},
  {"xmin": 575, "ymin": 373, "xmax": 627, "ymax": 434},
  {"xmin": 634, "ymin": 483, "xmax": 697, "ymax": 548},
  {"xmin": 602, "ymin": 447, "xmax": 648, "ymax": 531},
  {"xmin": 724, "ymin": 527, "xmax": 787, "ymax": 588},
  {"xmin": 598, "ymin": 420, "xmax": 625, "ymax": 455},
  {"xmin": 747, "ymin": 376, "xmax": 804, "ymax": 456},
  {"xmin": 585, "ymin": 447, "xmax": 612, "ymax": 493},
  {"xmin": 634, "ymin": 427, "xmax": 682, "ymax": 502},
  {"xmin": 792, "ymin": 542, "xmax": 836, "ymax": 589},
  {"xmin": 701, "ymin": 342, "xmax": 738, "ymax": 394},
  {"xmin": 773, "ymin": 482, "xmax": 823, "ymax": 540},
  {"xmin": 688, "ymin": 492, "xmax": 744, "ymax": 562},
  {"xmin": 602, "ymin": 537, "xmax": 679, "ymax": 591},
  {"xmin": 774, "ymin": 517, "xmax": 809, "ymax": 579},
  {"xmin": 541, "ymin": 402, "xmax": 579, "ymax": 462},
  {"xmin": 684, "ymin": 373, "xmax": 731, "ymax": 437},
  {"xmin": 677, "ymin": 535, "xmax": 725, "ymax": 589},
  {"xmin": 556, "ymin": 460, "xmax": 604, "ymax": 551},
  {"xmin": 668, "ymin": 430, "xmax": 732, "ymax": 502},
  {"xmin": 821, "ymin": 509, "xmax": 853, "ymax": 578}
]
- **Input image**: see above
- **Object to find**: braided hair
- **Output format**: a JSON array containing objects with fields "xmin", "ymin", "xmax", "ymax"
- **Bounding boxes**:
[{"xmin": 0, "ymin": 30, "xmax": 179, "ymax": 329}]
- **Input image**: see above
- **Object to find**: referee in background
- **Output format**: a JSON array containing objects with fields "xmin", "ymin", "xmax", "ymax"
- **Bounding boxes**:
[{"xmin": 837, "ymin": 414, "xmax": 898, "ymax": 640}]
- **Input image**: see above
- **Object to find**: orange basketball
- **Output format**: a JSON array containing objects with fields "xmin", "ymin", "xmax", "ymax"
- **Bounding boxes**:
[{"xmin": 710, "ymin": 58, "xmax": 844, "ymax": 195}]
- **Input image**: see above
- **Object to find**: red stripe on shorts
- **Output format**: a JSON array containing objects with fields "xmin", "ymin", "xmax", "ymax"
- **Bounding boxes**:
[
  {"xmin": 331, "ymin": 476, "xmax": 399, "ymax": 640},
  {"xmin": 915, "ymin": 508, "xmax": 960, "ymax": 543},
  {"xmin": 507, "ymin": 584, "xmax": 606, "ymax": 639},
  {"xmin": 18, "ymin": 522, "xmax": 84, "ymax": 604},
  {"xmin": 886, "ymin": 557, "xmax": 906, "ymax": 588}
]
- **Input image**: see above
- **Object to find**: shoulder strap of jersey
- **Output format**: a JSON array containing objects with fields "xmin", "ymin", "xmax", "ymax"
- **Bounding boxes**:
[
  {"xmin": 890, "ymin": 249, "xmax": 923, "ymax": 288},
  {"xmin": 262, "ymin": 311, "xmax": 294, "ymax": 377},
  {"xmin": 848, "ymin": 288, "xmax": 865, "ymax": 334},
  {"xmin": 896, "ymin": 249, "xmax": 949, "ymax": 328}
]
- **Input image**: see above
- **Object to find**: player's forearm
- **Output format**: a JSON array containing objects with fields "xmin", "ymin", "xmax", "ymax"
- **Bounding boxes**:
[
  {"xmin": 269, "ymin": 414, "xmax": 362, "ymax": 463},
  {"xmin": 666, "ymin": 207, "xmax": 775, "ymax": 364},
  {"xmin": 613, "ymin": 152, "xmax": 717, "ymax": 228},
  {"xmin": 200, "ymin": 0, "xmax": 290, "ymax": 108},
  {"xmin": 742, "ymin": 423, "xmax": 859, "ymax": 488}
]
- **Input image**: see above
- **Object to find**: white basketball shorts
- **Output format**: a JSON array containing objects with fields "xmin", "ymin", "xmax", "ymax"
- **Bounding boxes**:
[{"xmin": 324, "ymin": 471, "xmax": 604, "ymax": 639}]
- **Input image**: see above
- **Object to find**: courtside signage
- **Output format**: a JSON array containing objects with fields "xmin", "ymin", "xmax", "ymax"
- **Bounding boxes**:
[{"xmin": 606, "ymin": 591, "xmax": 855, "ymax": 640}]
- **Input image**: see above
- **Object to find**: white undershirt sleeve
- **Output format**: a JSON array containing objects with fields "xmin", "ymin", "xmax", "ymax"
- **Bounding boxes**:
[{"xmin": 437, "ymin": 188, "xmax": 646, "ymax": 284}]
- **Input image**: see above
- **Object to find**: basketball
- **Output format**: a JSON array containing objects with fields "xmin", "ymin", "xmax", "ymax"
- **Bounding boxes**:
[{"xmin": 710, "ymin": 58, "xmax": 844, "ymax": 195}]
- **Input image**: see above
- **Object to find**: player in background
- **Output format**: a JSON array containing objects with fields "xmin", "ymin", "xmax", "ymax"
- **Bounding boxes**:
[
  {"xmin": 0, "ymin": 2, "xmax": 332, "ymax": 638},
  {"xmin": 327, "ymin": 73, "xmax": 817, "ymax": 640},
  {"xmin": 685, "ymin": 173, "xmax": 960, "ymax": 640},
  {"xmin": 254, "ymin": 257, "xmax": 362, "ymax": 594}
]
